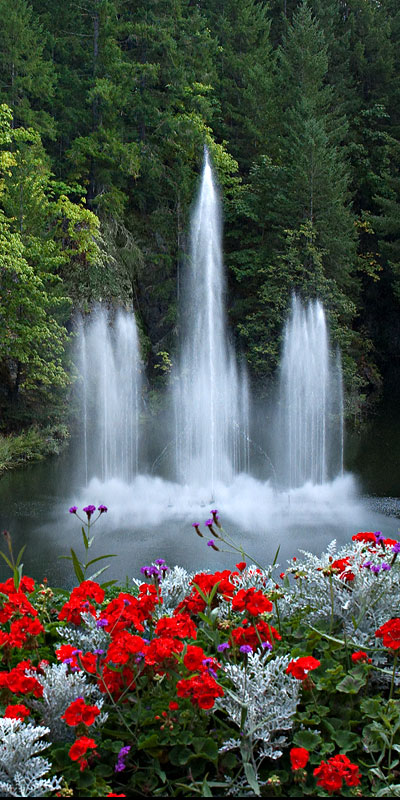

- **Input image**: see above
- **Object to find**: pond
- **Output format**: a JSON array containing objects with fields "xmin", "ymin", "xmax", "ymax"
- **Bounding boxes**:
[{"xmin": 0, "ymin": 396, "xmax": 399, "ymax": 589}]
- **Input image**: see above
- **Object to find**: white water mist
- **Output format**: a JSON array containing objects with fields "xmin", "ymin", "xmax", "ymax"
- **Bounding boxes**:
[
  {"xmin": 173, "ymin": 149, "xmax": 250, "ymax": 489},
  {"xmin": 76, "ymin": 308, "xmax": 142, "ymax": 483},
  {"xmin": 275, "ymin": 295, "xmax": 344, "ymax": 488}
]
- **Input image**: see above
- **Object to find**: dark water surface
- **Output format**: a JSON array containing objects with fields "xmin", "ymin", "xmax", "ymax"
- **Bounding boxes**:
[{"xmin": 0, "ymin": 402, "xmax": 399, "ymax": 588}]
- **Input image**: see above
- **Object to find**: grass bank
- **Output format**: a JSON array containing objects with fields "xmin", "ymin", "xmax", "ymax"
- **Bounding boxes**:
[{"xmin": 0, "ymin": 424, "xmax": 70, "ymax": 476}]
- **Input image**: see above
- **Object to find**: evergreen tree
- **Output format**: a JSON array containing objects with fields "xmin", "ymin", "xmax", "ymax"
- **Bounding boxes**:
[{"xmin": 0, "ymin": 0, "xmax": 56, "ymax": 138}]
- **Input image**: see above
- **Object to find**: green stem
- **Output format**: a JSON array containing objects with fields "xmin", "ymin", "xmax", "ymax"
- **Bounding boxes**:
[{"xmin": 388, "ymin": 652, "xmax": 398, "ymax": 708}]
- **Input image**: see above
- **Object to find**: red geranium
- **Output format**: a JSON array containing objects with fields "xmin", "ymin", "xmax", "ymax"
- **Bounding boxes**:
[
  {"xmin": 58, "ymin": 581, "xmax": 104, "ymax": 625},
  {"xmin": 176, "ymin": 672, "xmax": 224, "ymax": 709},
  {"xmin": 286, "ymin": 656, "xmax": 321, "ymax": 680},
  {"xmin": 314, "ymin": 754, "xmax": 361, "ymax": 794},
  {"xmin": 69, "ymin": 735, "xmax": 97, "ymax": 770},
  {"xmin": 106, "ymin": 632, "xmax": 147, "ymax": 665},
  {"xmin": 352, "ymin": 532, "xmax": 377, "ymax": 544},
  {"xmin": 155, "ymin": 613, "xmax": 197, "ymax": 640},
  {"xmin": 351, "ymin": 650, "xmax": 371, "ymax": 663},
  {"xmin": 375, "ymin": 618, "xmax": 400, "ymax": 650},
  {"xmin": 4, "ymin": 704, "xmax": 30, "ymax": 720},
  {"xmin": 62, "ymin": 697, "xmax": 100, "ymax": 727},
  {"xmin": 144, "ymin": 636, "xmax": 184, "ymax": 667},
  {"xmin": 330, "ymin": 557, "xmax": 355, "ymax": 582},
  {"xmin": 290, "ymin": 747, "xmax": 309, "ymax": 770},
  {"xmin": 231, "ymin": 588, "xmax": 273, "ymax": 616},
  {"xmin": 183, "ymin": 644, "xmax": 206, "ymax": 671}
]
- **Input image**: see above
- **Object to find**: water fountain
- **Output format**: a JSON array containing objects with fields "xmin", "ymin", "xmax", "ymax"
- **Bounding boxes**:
[
  {"xmin": 172, "ymin": 148, "xmax": 250, "ymax": 490},
  {"xmin": 76, "ymin": 307, "xmax": 142, "ymax": 484},
  {"xmin": 275, "ymin": 295, "xmax": 344, "ymax": 488}
]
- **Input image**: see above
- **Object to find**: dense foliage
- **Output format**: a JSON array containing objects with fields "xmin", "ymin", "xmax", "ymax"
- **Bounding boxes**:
[
  {"xmin": 1, "ymin": 0, "xmax": 400, "ymax": 427},
  {"xmin": 0, "ymin": 509, "xmax": 400, "ymax": 795}
]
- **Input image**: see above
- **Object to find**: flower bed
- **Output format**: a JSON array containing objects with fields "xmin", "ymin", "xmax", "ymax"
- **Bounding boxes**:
[{"xmin": 0, "ymin": 508, "xmax": 400, "ymax": 796}]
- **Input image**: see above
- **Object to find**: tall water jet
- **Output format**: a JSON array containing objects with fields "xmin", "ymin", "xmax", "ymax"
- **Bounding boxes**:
[
  {"xmin": 173, "ymin": 149, "xmax": 250, "ymax": 489},
  {"xmin": 275, "ymin": 295, "xmax": 343, "ymax": 488},
  {"xmin": 76, "ymin": 307, "xmax": 142, "ymax": 483}
]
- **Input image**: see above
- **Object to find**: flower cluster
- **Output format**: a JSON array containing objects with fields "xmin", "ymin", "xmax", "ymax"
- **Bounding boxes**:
[{"xmin": 313, "ymin": 753, "xmax": 361, "ymax": 793}]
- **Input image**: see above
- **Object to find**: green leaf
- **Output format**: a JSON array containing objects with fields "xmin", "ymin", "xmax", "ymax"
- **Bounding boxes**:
[
  {"xmin": 200, "ymin": 777, "xmax": 213, "ymax": 797},
  {"xmin": 88, "ymin": 565, "xmax": 109, "ymax": 581},
  {"xmin": 70, "ymin": 548, "xmax": 84, "ymax": 583},
  {"xmin": 85, "ymin": 554, "xmax": 116, "ymax": 568},
  {"xmin": 169, "ymin": 746, "xmax": 192, "ymax": 765},
  {"xmin": 81, "ymin": 526, "xmax": 89, "ymax": 549},
  {"xmin": 293, "ymin": 730, "xmax": 322, "ymax": 751},
  {"xmin": 331, "ymin": 730, "xmax": 359, "ymax": 752},
  {"xmin": 244, "ymin": 762, "xmax": 260, "ymax": 796},
  {"xmin": 0, "ymin": 551, "xmax": 13, "ymax": 570},
  {"xmin": 15, "ymin": 545, "xmax": 26, "ymax": 567},
  {"xmin": 337, "ymin": 672, "xmax": 367, "ymax": 694}
]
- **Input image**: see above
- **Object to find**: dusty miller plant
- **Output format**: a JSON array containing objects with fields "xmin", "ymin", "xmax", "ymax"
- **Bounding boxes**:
[{"xmin": 0, "ymin": 717, "xmax": 62, "ymax": 797}]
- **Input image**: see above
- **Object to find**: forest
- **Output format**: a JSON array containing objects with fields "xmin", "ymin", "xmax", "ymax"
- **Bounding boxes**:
[{"xmin": 1, "ymin": 0, "xmax": 400, "ymax": 446}]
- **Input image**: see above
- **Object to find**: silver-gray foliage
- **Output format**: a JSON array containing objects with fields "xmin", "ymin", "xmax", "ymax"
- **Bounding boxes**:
[
  {"xmin": 27, "ymin": 663, "xmax": 107, "ymax": 741},
  {"xmin": 0, "ymin": 718, "xmax": 62, "ymax": 797},
  {"xmin": 217, "ymin": 652, "xmax": 300, "ymax": 760}
]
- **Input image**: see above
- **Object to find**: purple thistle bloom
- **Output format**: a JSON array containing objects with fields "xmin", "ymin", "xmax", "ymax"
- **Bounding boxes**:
[
  {"xmin": 123, "ymin": 599, "xmax": 131, "ymax": 606},
  {"xmin": 154, "ymin": 558, "xmax": 166, "ymax": 566},
  {"xmin": 115, "ymin": 745, "xmax": 131, "ymax": 773},
  {"xmin": 217, "ymin": 642, "xmax": 230, "ymax": 652},
  {"xmin": 207, "ymin": 539, "xmax": 215, "ymax": 547},
  {"xmin": 392, "ymin": 541, "xmax": 400, "ymax": 554},
  {"xmin": 72, "ymin": 649, "xmax": 82, "ymax": 656},
  {"xmin": 261, "ymin": 641, "xmax": 273, "ymax": 651},
  {"xmin": 96, "ymin": 618, "xmax": 108, "ymax": 628},
  {"xmin": 63, "ymin": 658, "xmax": 73, "ymax": 664},
  {"xmin": 83, "ymin": 504, "xmax": 96, "ymax": 519},
  {"xmin": 205, "ymin": 519, "xmax": 214, "ymax": 528},
  {"xmin": 192, "ymin": 522, "xmax": 203, "ymax": 538},
  {"xmin": 97, "ymin": 504, "xmax": 108, "ymax": 513},
  {"xmin": 381, "ymin": 562, "xmax": 391, "ymax": 571},
  {"xmin": 240, "ymin": 645, "xmax": 253, "ymax": 654},
  {"xmin": 374, "ymin": 531, "xmax": 384, "ymax": 543},
  {"xmin": 362, "ymin": 561, "xmax": 372, "ymax": 569},
  {"xmin": 69, "ymin": 506, "xmax": 78, "ymax": 514},
  {"xmin": 371, "ymin": 564, "xmax": 381, "ymax": 574},
  {"xmin": 94, "ymin": 649, "xmax": 105, "ymax": 655}
]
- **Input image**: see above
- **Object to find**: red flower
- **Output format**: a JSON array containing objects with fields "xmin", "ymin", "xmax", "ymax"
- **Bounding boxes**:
[
  {"xmin": 0, "ymin": 661, "xmax": 43, "ymax": 697},
  {"xmin": 286, "ymin": 656, "xmax": 321, "ymax": 680},
  {"xmin": 351, "ymin": 650, "xmax": 371, "ymax": 664},
  {"xmin": 236, "ymin": 562, "xmax": 246, "ymax": 572},
  {"xmin": 352, "ymin": 532, "xmax": 377, "ymax": 544},
  {"xmin": 330, "ymin": 557, "xmax": 355, "ymax": 582},
  {"xmin": 290, "ymin": 747, "xmax": 309, "ymax": 770},
  {"xmin": 314, "ymin": 754, "xmax": 361, "ymax": 794},
  {"xmin": 231, "ymin": 620, "xmax": 281, "ymax": 651},
  {"xmin": 375, "ymin": 618, "xmax": 400, "ymax": 650},
  {"xmin": 177, "ymin": 672, "xmax": 224, "ymax": 709},
  {"xmin": 0, "ymin": 576, "xmax": 35, "ymax": 595},
  {"xmin": 62, "ymin": 698, "xmax": 100, "ymax": 727},
  {"xmin": 183, "ymin": 645, "xmax": 206, "ymax": 671},
  {"xmin": 69, "ymin": 735, "xmax": 97, "ymax": 770},
  {"xmin": 106, "ymin": 632, "xmax": 147, "ymax": 665},
  {"xmin": 4, "ymin": 704, "xmax": 30, "ymax": 721},
  {"xmin": 155, "ymin": 613, "xmax": 197, "ymax": 640},
  {"xmin": 231, "ymin": 588, "xmax": 273, "ymax": 616},
  {"xmin": 169, "ymin": 700, "xmax": 179, "ymax": 710},
  {"xmin": 144, "ymin": 636, "xmax": 184, "ymax": 667}
]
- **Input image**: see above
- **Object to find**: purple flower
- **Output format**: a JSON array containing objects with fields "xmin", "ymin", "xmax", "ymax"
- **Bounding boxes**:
[
  {"xmin": 69, "ymin": 506, "xmax": 78, "ymax": 514},
  {"xmin": 154, "ymin": 558, "xmax": 166, "ymax": 566},
  {"xmin": 392, "ymin": 541, "xmax": 400, "ymax": 554},
  {"xmin": 217, "ymin": 642, "xmax": 230, "ymax": 652},
  {"xmin": 98, "ymin": 504, "xmax": 108, "ymax": 513},
  {"xmin": 123, "ymin": 599, "xmax": 131, "ymax": 606},
  {"xmin": 371, "ymin": 564, "xmax": 381, "ymax": 574},
  {"xmin": 83, "ymin": 504, "xmax": 96, "ymax": 519},
  {"xmin": 362, "ymin": 561, "xmax": 372, "ymax": 569},
  {"xmin": 115, "ymin": 745, "xmax": 131, "ymax": 773},
  {"xmin": 374, "ymin": 531, "xmax": 384, "ymax": 543},
  {"xmin": 192, "ymin": 523, "xmax": 203, "ymax": 538},
  {"xmin": 94, "ymin": 649, "xmax": 105, "ymax": 655},
  {"xmin": 96, "ymin": 618, "xmax": 108, "ymax": 628},
  {"xmin": 381, "ymin": 562, "xmax": 391, "ymax": 571},
  {"xmin": 261, "ymin": 641, "xmax": 273, "ymax": 651},
  {"xmin": 205, "ymin": 519, "xmax": 214, "ymax": 529},
  {"xmin": 207, "ymin": 539, "xmax": 215, "ymax": 547},
  {"xmin": 240, "ymin": 645, "xmax": 253, "ymax": 654},
  {"xmin": 72, "ymin": 649, "xmax": 82, "ymax": 656}
]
